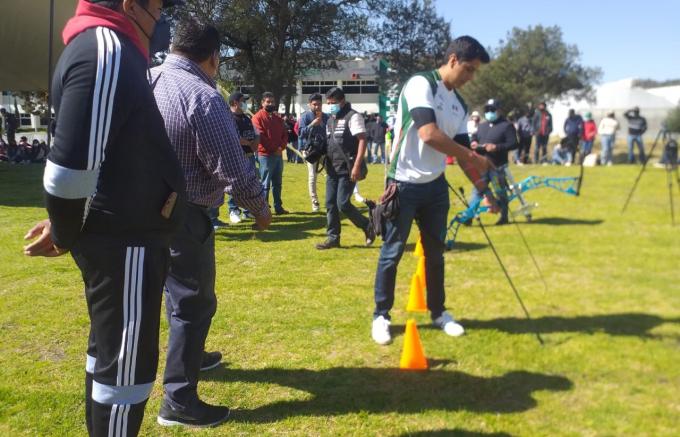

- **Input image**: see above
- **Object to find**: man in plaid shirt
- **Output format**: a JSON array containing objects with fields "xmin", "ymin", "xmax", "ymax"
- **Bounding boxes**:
[{"xmin": 151, "ymin": 19, "xmax": 271, "ymax": 428}]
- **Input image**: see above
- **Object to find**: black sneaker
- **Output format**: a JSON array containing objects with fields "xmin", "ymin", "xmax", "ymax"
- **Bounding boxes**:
[
  {"xmin": 316, "ymin": 239, "xmax": 340, "ymax": 250},
  {"xmin": 199, "ymin": 351, "xmax": 222, "ymax": 372},
  {"xmin": 495, "ymin": 216, "xmax": 509, "ymax": 226},
  {"xmin": 364, "ymin": 224, "xmax": 376, "ymax": 246},
  {"xmin": 275, "ymin": 208, "xmax": 290, "ymax": 215},
  {"xmin": 157, "ymin": 398, "xmax": 230, "ymax": 428},
  {"xmin": 211, "ymin": 218, "xmax": 228, "ymax": 230}
]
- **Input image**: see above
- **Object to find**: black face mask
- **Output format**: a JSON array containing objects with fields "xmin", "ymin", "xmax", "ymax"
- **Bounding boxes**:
[
  {"xmin": 265, "ymin": 105, "xmax": 276, "ymax": 113},
  {"xmin": 133, "ymin": 4, "xmax": 171, "ymax": 55},
  {"xmin": 149, "ymin": 15, "xmax": 171, "ymax": 54}
]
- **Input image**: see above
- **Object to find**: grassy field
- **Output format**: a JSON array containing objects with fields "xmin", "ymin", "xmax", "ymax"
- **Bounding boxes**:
[{"xmin": 0, "ymin": 160, "xmax": 678, "ymax": 436}]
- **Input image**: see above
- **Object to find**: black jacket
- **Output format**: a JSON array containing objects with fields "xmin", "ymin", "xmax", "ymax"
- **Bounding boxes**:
[
  {"xmin": 471, "ymin": 117, "xmax": 518, "ymax": 167},
  {"xmin": 44, "ymin": 27, "xmax": 187, "ymax": 249},
  {"xmin": 327, "ymin": 103, "xmax": 360, "ymax": 175}
]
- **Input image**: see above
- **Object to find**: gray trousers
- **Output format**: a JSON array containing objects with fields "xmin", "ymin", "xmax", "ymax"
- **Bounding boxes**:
[{"xmin": 163, "ymin": 204, "xmax": 217, "ymax": 407}]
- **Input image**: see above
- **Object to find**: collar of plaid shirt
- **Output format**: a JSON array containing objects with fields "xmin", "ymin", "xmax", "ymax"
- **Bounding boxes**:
[{"xmin": 162, "ymin": 53, "xmax": 217, "ymax": 88}]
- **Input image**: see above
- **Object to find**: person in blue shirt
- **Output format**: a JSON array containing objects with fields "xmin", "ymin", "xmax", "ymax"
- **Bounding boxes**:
[{"xmin": 297, "ymin": 93, "xmax": 329, "ymax": 212}]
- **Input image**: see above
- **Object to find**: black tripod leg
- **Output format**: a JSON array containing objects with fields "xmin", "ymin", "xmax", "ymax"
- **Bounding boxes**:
[
  {"xmin": 668, "ymin": 166, "xmax": 676, "ymax": 226},
  {"xmin": 622, "ymin": 130, "xmax": 664, "ymax": 214}
]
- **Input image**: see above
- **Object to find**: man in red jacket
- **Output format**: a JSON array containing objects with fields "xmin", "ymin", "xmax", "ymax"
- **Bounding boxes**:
[{"xmin": 252, "ymin": 92, "xmax": 289, "ymax": 214}]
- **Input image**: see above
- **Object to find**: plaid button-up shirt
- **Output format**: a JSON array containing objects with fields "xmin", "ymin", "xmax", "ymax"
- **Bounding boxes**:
[{"xmin": 151, "ymin": 54, "xmax": 267, "ymax": 215}]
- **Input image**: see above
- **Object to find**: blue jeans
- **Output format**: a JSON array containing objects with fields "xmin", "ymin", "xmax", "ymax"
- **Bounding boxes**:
[
  {"xmin": 582, "ymin": 140, "xmax": 594, "ymax": 157},
  {"xmin": 228, "ymin": 154, "xmax": 257, "ymax": 213},
  {"xmin": 325, "ymin": 170, "xmax": 369, "ymax": 243},
  {"xmin": 600, "ymin": 135, "xmax": 614, "ymax": 165},
  {"xmin": 534, "ymin": 134, "xmax": 550, "ymax": 163},
  {"xmin": 552, "ymin": 148, "xmax": 572, "ymax": 165},
  {"xmin": 259, "ymin": 154, "xmax": 284, "ymax": 212},
  {"xmin": 370, "ymin": 141, "xmax": 385, "ymax": 163},
  {"xmin": 627, "ymin": 134, "xmax": 646, "ymax": 163},
  {"xmin": 374, "ymin": 175, "xmax": 449, "ymax": 320},
  {"xmin": 469, "ymin": 167, "xmax": 509, "ymax": 221}
]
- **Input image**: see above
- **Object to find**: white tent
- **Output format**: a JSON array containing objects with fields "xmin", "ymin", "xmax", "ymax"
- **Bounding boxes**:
[
  {"xmin": 0, "ymin": 0, "xmax": 78, "ymax": 91},
  {"xmin": 550, "ymin": 78, "xmax": 679, "ymax": 139}
]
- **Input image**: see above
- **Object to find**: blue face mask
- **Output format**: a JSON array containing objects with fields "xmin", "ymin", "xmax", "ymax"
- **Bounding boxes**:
[
  {"xmin": 329, "ymin": 103, "xmax": 341, "ymax": 115},
  {"xmin": 135, "ymin": 5, "xmax": 171, "ymax": 55},
  {"xmin": 240, "ymin": 102, "xmax": 249, "ymax": 112},
  {"xmin": 485, "ymin": 111, "xmax": 498, "ymax": 122}
]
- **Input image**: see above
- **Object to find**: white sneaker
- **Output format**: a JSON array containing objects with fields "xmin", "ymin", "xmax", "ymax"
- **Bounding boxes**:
[
  {"xmin": 371, "ymin": 316, "xmax": 392, "ymax": 345},
  {"xmin": 354, "ymin": 193, "xmax": 365, "ymax": 204},
  {"xmin": 312, "ymin": 200, "xmax": 320, "ymax": 212},
  {"xmin": 433, "ymin": 311, "xmax": 465, "ymax": 337},
  {"xmin": 229, "ymin": 210, "xmax": 242, "ymax": 224}
]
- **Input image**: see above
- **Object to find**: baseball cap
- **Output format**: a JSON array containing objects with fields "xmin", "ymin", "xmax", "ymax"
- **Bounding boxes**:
[
  {"xmin": 484, "ymin": 98, "xmax": 500, "ymax": 111},
  {"xmin": 471, "ymin": 110, "xmax": 480, "ymax": 117},
  {"xmin": 228, "ymin": 91, "xmax": 249, "ymax": 105}
]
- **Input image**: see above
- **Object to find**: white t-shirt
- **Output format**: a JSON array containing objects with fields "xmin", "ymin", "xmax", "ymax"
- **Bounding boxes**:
[
  {"xmin": 389, "ymin": 74, "xmax": 468, "ymax": 183},
  {"xmin": 598, "ymin": 117, "xmax": 619, "ymax": 136},
  {"xmin": 327, "ymin": 111, "xmax": 366, "ymax": 137}
]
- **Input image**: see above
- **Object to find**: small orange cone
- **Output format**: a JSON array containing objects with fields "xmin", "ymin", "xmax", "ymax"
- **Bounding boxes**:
[
  {"xmin": 406, "ymin": 274, "xmax": 427, "ymax": 312},
  {"xmin": 415, "ymin": 256, "xmax": 426, "ymax": 288},
  {"xmin": 413, "ymin": 235, "xmax": 425, "ymax": 258},
  {"xmin": 400, "ymin": 319, "xmax": 428, "ymax": 370}
]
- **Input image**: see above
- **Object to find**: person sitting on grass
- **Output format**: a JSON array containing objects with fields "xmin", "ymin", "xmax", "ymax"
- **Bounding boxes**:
[{"xmin": 552, "ymin": 137, "xmax": 573, "ymax": 166}]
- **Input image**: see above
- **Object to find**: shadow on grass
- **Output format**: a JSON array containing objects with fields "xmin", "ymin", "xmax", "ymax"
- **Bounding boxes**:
[
  {"xmin": 526, "ymin": 217, "xmax": 604, "ymax": 226},
  {"xmin": 215, "ymin": 213, "xmax": 326, "ymax": 242},
  {"xmin": 0, "ymin": 165, "xmax": 44, "ymax": 208},
  {"xmin": 395, "ymin": 430, "xmax": 513, "ymax": 437},
  {"xmin": 204, "ymin": 367, "xmax": 572, "ymax": 422},
  {"xmin": 404, "ymin": 241, "xmax": 487, "ymax": 253},
  {"xmin": 459, "ymin": 313, "xmax": 680, "ymax": 338}
]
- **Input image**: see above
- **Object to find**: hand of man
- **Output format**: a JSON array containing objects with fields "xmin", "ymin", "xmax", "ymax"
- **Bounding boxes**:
[
  {"xmin": 350, "ymin": 163, "xmax": 362, "ymax": 182},
  {"xmin": 252, "ymin": 208, "xmax": 272, "ymax": 231},
  {"xmin": 309, "ymin": 117, "xmax": 321, "ymax": 127},
  {"xmin": 23, "ymin": 219, "xmax": 67, "ymax": 257},
  {"xmin": 459, "ymin": 150, "xmax": 494, "ymax": 192},
  {"xmin": 484, "ymin": 143, "xmax": 497, "ymax": 152}
]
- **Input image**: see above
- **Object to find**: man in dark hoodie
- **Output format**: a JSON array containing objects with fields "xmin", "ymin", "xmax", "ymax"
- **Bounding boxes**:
[
  {"xmin": 470, "ymin": 98, "xmax": 518, "ymax": 225},
  {"xmin": 23, "ymin": 1, "xmax": 186, "ymax": 436}
]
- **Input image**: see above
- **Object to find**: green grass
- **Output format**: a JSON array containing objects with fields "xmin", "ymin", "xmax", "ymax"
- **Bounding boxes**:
[{"xmin": 1, "ymin": 160, "xmax": 679, "ymax": 436}]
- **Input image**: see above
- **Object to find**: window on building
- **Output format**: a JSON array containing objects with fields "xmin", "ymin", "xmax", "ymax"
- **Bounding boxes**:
[
  {"xmin": 19, "ymin": 113, "xmax": 32, "ymax": 127},
  {"xmin": 302, "ymin": 81, "xmax": 320, "ymax": 94},
  {"xmin": 361, "ymin": 80, "xmax": 379, "ymax": 94},
  {"xmin": 341, "ymin": 80, "xmax": 378, "ymax": 94}
]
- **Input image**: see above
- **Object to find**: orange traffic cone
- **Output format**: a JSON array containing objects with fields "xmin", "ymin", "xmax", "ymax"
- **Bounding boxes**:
[
  {"xmin": 415, "ymin": 256, "xmax": 426, "ymax": 288},
  {"xmin": 406, "ymin": 274, "xmax": 427, "ymax": 312},
  {"xmin": 400, "ymin": 319, "xmax": 428, "ymax": 370},
  {"xmin": 413, "ymin": 235, "xmax": 424, "ymax": 258}
]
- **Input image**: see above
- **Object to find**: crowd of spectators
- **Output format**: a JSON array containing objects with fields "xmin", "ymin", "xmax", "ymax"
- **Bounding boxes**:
[{"xmin": 465, "ymin": 104, "xmax": 660, "ymax": 167}]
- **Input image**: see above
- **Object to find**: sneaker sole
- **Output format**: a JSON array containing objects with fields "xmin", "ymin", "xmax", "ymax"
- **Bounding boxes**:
[
  {"xmin": 199, "ymin": 360, "xmax": 222, "ymax": 372},
  {"xmin": 157, "ymin": 410, "xmax": 230, "ymax": 428}
]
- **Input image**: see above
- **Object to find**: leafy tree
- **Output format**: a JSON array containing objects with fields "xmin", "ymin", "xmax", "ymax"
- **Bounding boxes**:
[
  {"xmin": 173, "ymin": 0, "xmax": 380, "ymax": 112},
  {"xmin": 461, "ymin": 25, "xmax": 601, "ymax": 114},
  {"xmin": 372, "ymin": 0, "xmax": 451, "ymax": 93},
  {"xmin": 665, "ymin": 105, "xmax": 680, "ymax": 133},
  {"xmin": 17, "ymin": 91, "xmax": 50, "ymax": 117},
  {"xmin": 634, "ymin": 78, "xmax": 680, "ymax": 89}
]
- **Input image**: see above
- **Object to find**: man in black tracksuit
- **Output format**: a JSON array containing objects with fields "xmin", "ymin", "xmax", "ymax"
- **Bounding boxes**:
[
  {"xmin": 470, "ymin": 98, "xmax": 518, "ymax": 225},
  {"xmin": 23, "ymin": 1, "xmax": 185, "ymax": 436}
]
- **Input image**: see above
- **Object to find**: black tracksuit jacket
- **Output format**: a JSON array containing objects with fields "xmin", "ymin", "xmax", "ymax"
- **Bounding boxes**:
[{"xmin": 44, "ymin": 27, "xmax": 187, "ymax": 249}]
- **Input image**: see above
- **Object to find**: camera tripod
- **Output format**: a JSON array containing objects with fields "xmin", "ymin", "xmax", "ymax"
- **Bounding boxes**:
[{"xmin": 622, "ymin": 128, "xmax": 680, "ymax": 225}]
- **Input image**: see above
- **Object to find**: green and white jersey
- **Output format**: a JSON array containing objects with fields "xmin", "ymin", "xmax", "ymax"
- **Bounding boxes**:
[{"xmin": 389, "ymin": 70, "xmax": 468, "ymax": 183}]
